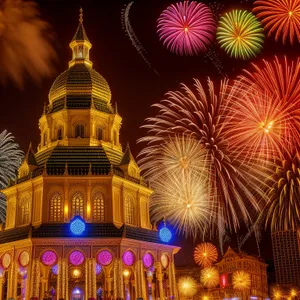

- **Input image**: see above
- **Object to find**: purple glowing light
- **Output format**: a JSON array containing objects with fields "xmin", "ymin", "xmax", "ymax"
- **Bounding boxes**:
[
  {"xmin": 122, "ymin": 250, "xmax": 135, "ymax": 266},
  {"xmin": 69, "ymin": 251, "xmax": 85, "ymax": 266},
  {"xmin": 97, "ymin": 250, "xmax": 113, "ymax": 266},
  {"xmin": 142, "ymin": 253, "xmax": 154, "ymax": 268},
  {"xmin": 52, "ymin": 264, "xmax": 59, "ymax": 275},
  {"xmin": 96, "ymin": 264, "xmax": 102, "ymax": 275},
  {"xmin": 157, "ymin": 1, "xmax": 216, "ymax": 56},
  {"xmin": 41, "ymin": 251, "xmax": 57, "ymax": 266}
]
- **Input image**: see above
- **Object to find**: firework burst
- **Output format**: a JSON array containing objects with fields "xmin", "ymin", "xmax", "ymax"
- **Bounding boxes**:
[
  {"xmin": 150, "ymin": 165, "xmax": 213, "ymax": 238},
  {"xmin": 194, "ymin": 243, "xmax": 218, "ymax": 268},
  {"xmin": 178, "ymin": 276, "xmax": 198, "ymax": 297},
  {"xmin": 200, "ymin": 267, "xmax": 220, "ymax": 288},
  {"xmin": 157, "ymin": 1, "xmax": 216, "ymax": 55},
  {"xmin": 139, "ymin": 79, "xmax": 270, "ymax": 241},
  {"xmin": 253, "ymin": 0, "xmax": 300, "ymax": 44},
  {"xmin": 232, "ymin": 271, "xmax": 251, "ymax": 290},
  {"xmin": 265, "ymin": 151, "xmax": 300, "ymax": 231},
  {"xmin": 0, "ymin": 130, "xmax": 23, "ymax": 222},
  {"xmin": 217, "ymin": 10, "xmax": 264, "ymax": 60},
  {"xmin": 238, "ymin": 57, "xmax": 300, "ymax": 159}
]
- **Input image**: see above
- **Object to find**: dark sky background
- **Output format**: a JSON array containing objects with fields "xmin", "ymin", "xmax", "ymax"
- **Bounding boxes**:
[{"xmin": 1, "ymin": 0, "xmax": 299, "ymax": 273}]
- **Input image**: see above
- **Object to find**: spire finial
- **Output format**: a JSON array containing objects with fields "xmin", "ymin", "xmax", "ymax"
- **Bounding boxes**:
[{"xmin": 79, "ymin": 7, "xmax": 83, "ymax": 24}]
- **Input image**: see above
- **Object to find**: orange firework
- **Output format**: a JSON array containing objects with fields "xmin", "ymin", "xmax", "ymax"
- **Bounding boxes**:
[
  {"xmin": 200, "ymin": 267, "xmax": 220, "ymax": 288},
  {"xmin": 236, "ymin": 57, "xmax": 300, "ymax": 161},
  {"xmin": 253, "ymin": 0, "xmax": 300, "ymax": 44},
  {"xmin": 194, "ymin": 243, "xmax": 218, "ymax": 268},
  {"xmin": 233, "ymin": 271, "xmax": 251, "ymax": 290}
]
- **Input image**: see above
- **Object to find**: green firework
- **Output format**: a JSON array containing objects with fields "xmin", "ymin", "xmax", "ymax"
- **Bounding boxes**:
[{"xmin": 217, "ymin": 10, "xmax": 264, "ymax": 60}]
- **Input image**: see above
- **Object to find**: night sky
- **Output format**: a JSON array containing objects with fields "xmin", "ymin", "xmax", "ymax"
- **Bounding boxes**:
[{"xmin": 1, "ymin": 0, "xmax": 298, "ymax": 273}]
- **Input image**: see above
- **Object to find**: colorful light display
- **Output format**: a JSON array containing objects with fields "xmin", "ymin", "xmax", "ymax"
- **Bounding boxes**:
[
  {"xmin": 159, "ymin": 226, "xmax": 172, "ymax": 243},
  {"xmin": 157, "ymin": 1, "xmax": 216, "ymax": 55},
  {"xmin": 122, "ymin": 250, "xmax": 135, "ymax": 266},
  {"xmin": 41, "ymin": 250, "xmax": 57, "ymax": 266},
  {"xmin": 142, "ymin": 252, "xmax": 154, "ymax": 268},
  {"xmin": 139, "ymin": 78, "xmax": 271, "ymax": 246},
  {"xmin": 70, "ymin": 216, "xmax": 86, "ymax": 236},
  {"xmin": 217, "ymin": 10, "xmax": 264, "ymax": 59},
  {"xmin": 69, "ymin": 250, "xmax": 85, "ymax": 266},
  {"xmin": 97, "ymin": 250, "xmax": 113, "ymax": 266},
  {"xmin": 253, "ymin": 0, "xmax": 300, "ymax": 44}
]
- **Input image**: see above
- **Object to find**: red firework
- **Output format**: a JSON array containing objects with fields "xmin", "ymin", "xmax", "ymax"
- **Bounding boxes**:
[
  {"xmin": 253, "ymin": 0, "xmax": 300, "ymax": 44},
  {"xmin": 235, "ymin": 57, "xmax": 300, "ymax": 159},
  {"xmin": 157, "ymin": 1, "xmax": 216, "ymax": 55}
]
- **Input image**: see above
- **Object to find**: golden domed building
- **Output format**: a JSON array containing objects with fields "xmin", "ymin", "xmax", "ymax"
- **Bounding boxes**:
[{"xmin": 0, "ymin": 10, "xmax": 179, "ymax": 300}]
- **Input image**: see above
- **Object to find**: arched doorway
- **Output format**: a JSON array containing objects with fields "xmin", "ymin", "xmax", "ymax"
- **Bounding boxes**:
[{"xmin": 71, "ymin": 287, "xmax": 84, "ymax": 300}]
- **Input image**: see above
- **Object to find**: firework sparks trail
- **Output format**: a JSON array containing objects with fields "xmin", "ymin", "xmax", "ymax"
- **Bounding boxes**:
[
  {"xmin": 139, "ymin": 78, "xmax": 272, "ymax": 244},
  {"xmin": 0, "ymin": 130, "xmax": 23, "ymax": 222},
  {"xmin": 0, "ymin": 0, "xmax": 56, "ymax": 86},
  {"xmin": 121, "ymin": 2, "xmax": 159, "ymax": 75}
]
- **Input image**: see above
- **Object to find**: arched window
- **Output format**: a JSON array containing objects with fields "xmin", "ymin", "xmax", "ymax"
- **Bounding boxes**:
[
  {"xmin": 96, "ymin": 127, "xmax": 103, "ymax": 141},
  {"xmin": 125, "ymin": 197, "xmax": 134, "ymax": 225},
  {"xmin": 75, "ymin": 124, "xmax": 84, "ymax": 138},
  {"xmin": 57, "ymin": 127, "xmax": 63, "ymax": 140},
  {"xmin": 71, "ymin": 191, "xmax": 84, "ymax": 219},
  {"xmin": 20, "ymin": 198, "xmax": 31, "ymax": 225},
  {"xmin": 93, "ymin": 192, "xmax": 105, "ymax": 221},
  {"xmin": 49, "ymin": 192, "xmax": 63, "ymax": 222}
]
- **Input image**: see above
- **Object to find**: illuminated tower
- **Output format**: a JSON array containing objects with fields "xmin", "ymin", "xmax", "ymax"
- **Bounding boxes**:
[{"xmin": 0, "ymin": 9, "xmax": 179, "ymax": 300}]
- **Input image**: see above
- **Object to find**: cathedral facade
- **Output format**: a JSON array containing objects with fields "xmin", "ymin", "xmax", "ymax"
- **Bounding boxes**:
[{"xmin": 0, "ymin": 11, "xmax": 179, "ymax": 300}]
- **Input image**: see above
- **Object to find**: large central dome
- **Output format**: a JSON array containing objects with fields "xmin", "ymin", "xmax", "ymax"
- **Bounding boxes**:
[
  {"xmin": 49, "ymin": 64, "xmax": 111, "ymax": 105},
  {"xmin": 48, "ymin": 15, "xmax": 111, "ymax": 106}
]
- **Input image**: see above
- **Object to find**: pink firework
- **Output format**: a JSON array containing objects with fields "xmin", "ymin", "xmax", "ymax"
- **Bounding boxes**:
[{"xmin": 157, "ymin": 1, "xmax": 216, "ymax": 55}]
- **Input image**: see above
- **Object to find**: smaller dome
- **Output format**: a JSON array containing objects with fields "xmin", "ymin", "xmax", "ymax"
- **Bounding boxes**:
[{"xmin": 48, "ymin": 63, "xmax": 111, "ymax": 105}]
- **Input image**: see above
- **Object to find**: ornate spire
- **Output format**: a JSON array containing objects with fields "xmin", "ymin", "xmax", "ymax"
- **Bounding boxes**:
[
  {"xmin": 69, "ymin": 8, "xmax": 92, "ymax": 68},
  {"xmin": 79, "ymin": 7, "xmax": 83, "ymax": 24}
]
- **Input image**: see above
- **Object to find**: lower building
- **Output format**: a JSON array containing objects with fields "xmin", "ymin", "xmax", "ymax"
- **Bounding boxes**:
[{"xmin": 272, "ymin": 230, "xmax": 300, "ymax": 287}]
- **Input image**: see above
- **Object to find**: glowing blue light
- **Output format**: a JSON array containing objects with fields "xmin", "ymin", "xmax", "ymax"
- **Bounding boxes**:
[
  {"xmin": 52, "ymin": 264, "xmax": 58, "ymax": 275},
  {"xmin": 159, "ymin": 226, "xmax": 172, "ymax": 243},
  {"xmin": 70, "ymin": 217, "xmax": 86, "ymax": 236}
]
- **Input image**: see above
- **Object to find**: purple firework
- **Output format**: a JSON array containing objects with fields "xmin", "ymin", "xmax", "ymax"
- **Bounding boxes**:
[{"xmin": 157, "ymin": 1, "xmax": 216, "ymax": 56}]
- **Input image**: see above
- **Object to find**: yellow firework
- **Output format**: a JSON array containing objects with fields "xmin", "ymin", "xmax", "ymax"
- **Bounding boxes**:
[
  {"xmin": 233, "ymin": 271, "xmax": 251, "ymax": 290},
  {"xmin": 194, "ymin": 243, "xmax": 218, "ymax": 267},
  {"xmin": 178, "ymin": 276, "xmax": 198, "ymax": 297},
  {"xmin": 200, "ymin": 267, "xmax": 220, "ymax": 288},
  {"xmin": 138, "ymin": 134, "xmax": 207, "ymax": 181}
]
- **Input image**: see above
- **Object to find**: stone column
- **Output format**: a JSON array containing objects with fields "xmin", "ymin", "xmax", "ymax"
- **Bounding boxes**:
[
  {"xmin": 169, "ymin": 262, "xmax": 178, "ymax": 299},
  {"xmin": 113, "ymin": 259, "xmax": 124, "ymax": 300},
  {"xmin": 0, "ymin": 277, "xmax": 5, "ymax": 300},
  {"xmin": 30, "ymin": 259, "xmax": 41, "ymax": 299},
  {"xmin": 134, "ymin": 261, "xmax": 143, "ymax": 300},
  {"xmin": 87, "ymin": 182, "xmax": 91, "ymax": 221},
  {"xmin": 156, "ymin": 262, "xmax": 164, "ymax": 300},
  {"xmin": 64, "ymin": 181, "xmax": 69, "ymax": 221},
  {"xmin": 57, "ymin": 258, "xmax": 68, "ymax": 300},
  {"xmin": 85, "ymin": 258, "xmax": 97, "ymax": 299}
]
